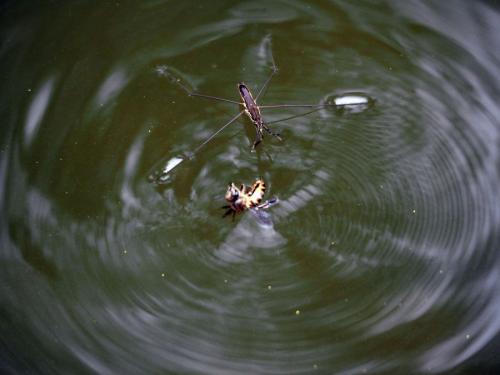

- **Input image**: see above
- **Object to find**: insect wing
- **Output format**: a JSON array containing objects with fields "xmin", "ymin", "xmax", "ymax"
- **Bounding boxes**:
[
  {"xmin": 250, "ymin": 208, "xmax": 274, "ymax": 228},
  {"xmin": 257, "ymin": 197, "xmax": 279, "ymax": 209}
]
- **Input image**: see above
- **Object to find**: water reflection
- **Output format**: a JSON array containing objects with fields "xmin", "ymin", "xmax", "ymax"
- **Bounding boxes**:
[
  {"xmin": 93, "ymin": 68, "xmax": 129, "ymax": 110},
  {"xmin": 214, "ymin": 215, "xmax": 286, "ymax": 263},
  {"xmin": 24, "ymin": 78, "xmax": 55, "ymax": 148}
]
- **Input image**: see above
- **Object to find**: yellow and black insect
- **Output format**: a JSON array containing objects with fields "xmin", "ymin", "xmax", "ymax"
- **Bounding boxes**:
[{"xmin": 222, "ymin": 178, "xmax": 278, "ymax": 223}]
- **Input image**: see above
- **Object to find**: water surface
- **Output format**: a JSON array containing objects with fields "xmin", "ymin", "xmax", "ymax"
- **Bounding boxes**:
[{"xmin": 1, "ymin": 1, "xmax": 500, "ymax": 374}]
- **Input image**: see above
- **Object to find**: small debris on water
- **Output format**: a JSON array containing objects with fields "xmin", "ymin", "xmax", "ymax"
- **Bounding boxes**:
[{"xmin": 155, "ymin": 65, "xmax": 168, "ymax": 76}]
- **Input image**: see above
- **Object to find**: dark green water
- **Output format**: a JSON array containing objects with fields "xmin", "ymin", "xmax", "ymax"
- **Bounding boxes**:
[{"xmin": 2, "ymin": 1, "xmax": 500, "ymax": 374}]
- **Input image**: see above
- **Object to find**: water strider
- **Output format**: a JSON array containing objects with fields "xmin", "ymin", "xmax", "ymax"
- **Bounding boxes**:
[
  {"xmin": 153, "ymin": 56, "xmax": 369, "ymax": 182},
  {"xmin": 237, "ymin": 81, "xmax": 282, "ymax": 149}
]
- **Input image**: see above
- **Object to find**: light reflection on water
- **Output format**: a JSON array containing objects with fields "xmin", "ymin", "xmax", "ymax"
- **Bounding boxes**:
[{"xmin": 1, "ymin": 1, "xmax": 500, "ymax": 374}]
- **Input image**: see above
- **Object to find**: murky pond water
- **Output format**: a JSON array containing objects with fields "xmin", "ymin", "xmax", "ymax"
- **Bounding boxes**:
[{"xmin": 2, "ymin": 1, "xmax": 500, "ymax": 374}]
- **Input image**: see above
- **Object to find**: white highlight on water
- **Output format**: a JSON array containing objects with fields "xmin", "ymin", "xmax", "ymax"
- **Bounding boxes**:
[
  {"xmin": 162, "ymin": 157, "xmax": 184, "ymax": 175},
  {"xmin": 334, "ymin": 95, "xmax": 368, "ymax": 106},
  {"xmin": 94, "ymin": 68, "xmax": 128, "ymax": 109},
  {"xmin": 121, "ymin": 134, "xmax": 145, "ymax": 209},
  {"xmin": 24, "ymin": 77, "xmax": 55, "ymax": 147}
]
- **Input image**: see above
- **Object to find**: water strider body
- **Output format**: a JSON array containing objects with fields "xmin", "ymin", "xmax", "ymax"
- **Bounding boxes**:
[{"xmin": 238, "ymin": 83, "xmax": 282, "ymax": 149}]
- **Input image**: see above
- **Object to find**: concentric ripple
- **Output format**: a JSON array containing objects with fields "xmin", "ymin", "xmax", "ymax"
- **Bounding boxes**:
[{"xmin": 1, "ymin": 1, "xmax": 500, "ymax": 374}]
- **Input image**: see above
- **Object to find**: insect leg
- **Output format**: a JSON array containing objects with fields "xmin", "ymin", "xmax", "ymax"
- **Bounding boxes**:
[
  {"xmin": 259, "ymin": 103, "xmax": 338, "ymax": 109},
  {"xmin": 222, "ymin": 208, "xmax": 233, "ymax": 218},
  {"xmin": 263, "ymin": 107, "xmax": 324, "ymax": 125},
  {"xmin": 257, "ymin": 197, "xmax": 279, "ymax": 209},
  {"xmin": 255, "ymin": 56, "xmax": 279, "ymax": 102},
  {"xmin": 191, "ymin": 110, "xmax": 245, "ymax": 155},
  {"xmin": 251, "ymin": 127, "xmax": 264, "ymax": 150},
  {"xmin": 163, "ymin": 68, "xmax": 242, "ymax": 105},
  {"xmin": 262, "ymin": 123, "xmax": 282, "ymax": 141}
]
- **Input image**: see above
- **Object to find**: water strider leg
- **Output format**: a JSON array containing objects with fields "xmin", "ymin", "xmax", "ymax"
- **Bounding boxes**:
[
  {"xmin": 255, "ymin": 63, "xmax": 279, "ymax": 102},
  {"xmin": 189, "ymin": 93, "xmax": 241, "ymax": 105},
  {"xmin": 259, "ymin": 103, "xmax": 338, "ymax": 109},
  {"xmin": 163, "ymin": 68, "xmax": 241, "ymax": 105},
  {"xmin": 151, "ymin": 111, "xmax": 243, "ymax": 180},
  {"xmin": 251, "ymin": 128, "xmax": 264, "ymax": 150},
  {"xmin": 262, "ymin": 123, "xmax": 282, "ymax": 141},
  {"xmin": 263, "ymin": 107, "xmax": 324, "ymax": 125},
  {"xmin": 191, "ymin": 110, "xmax": 245, "ymax": 155}
]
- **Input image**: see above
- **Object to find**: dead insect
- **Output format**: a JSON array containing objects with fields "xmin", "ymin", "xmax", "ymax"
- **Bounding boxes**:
[{"xmin": 222, "ymin": 178, "xmax": 278, "ymax": 224}]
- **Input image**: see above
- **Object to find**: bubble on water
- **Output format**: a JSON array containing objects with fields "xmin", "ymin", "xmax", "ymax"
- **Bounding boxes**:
[
  {"xmin": 162, "ymin": 157, "xmax": 184, "ymax": 175},
  {"xmin": 148, "ymin": 156, "xmax": 185, "ymax": 185},
  {"xmin": 334, "ymin": 95, "xmax": 369, "ymax": 106}
]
